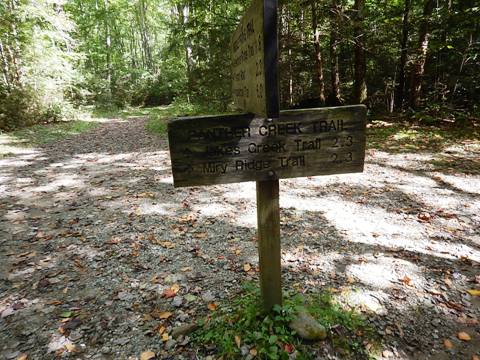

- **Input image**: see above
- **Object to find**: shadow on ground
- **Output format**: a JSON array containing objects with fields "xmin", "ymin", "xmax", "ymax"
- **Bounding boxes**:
[{"xmin": 0, "ymin": 118, "xmax": 479, "ymax": 359}]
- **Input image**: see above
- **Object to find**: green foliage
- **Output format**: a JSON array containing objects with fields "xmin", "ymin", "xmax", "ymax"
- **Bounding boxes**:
[
  {"xmin": 194, "ymin": 283, "xmax": 375, "ymax": 359},
  {"xmin": 367, "ymin": 116, "xmax": 480, "ymax": 153},
  {"xmin": 10, "ymin": 120, "xmax": 98, "ymax": 146},
  {"xmin": 0, "ymin": 0, "xmax": 80, "ymax": 130},
  {"xmin": 145, "ymin": 114, "xmax": 167, "ymax": 136},
  {"xmin": 144, "ymin": 100, "xmax": 234, "ymax": 136},
  {"xmin": 2, "ymin": 0, "xmax": 479, "ymax": 128}
]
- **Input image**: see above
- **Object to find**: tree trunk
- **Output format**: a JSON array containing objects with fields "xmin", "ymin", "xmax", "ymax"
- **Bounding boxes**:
[
  {"xmin": 395, "ymin": 0, "xmax": 411, "ymax": 109},
  {"xmin": 329, "ymin": 0, "xmax": 343, "ymax": 105},
  {"xmin": 353, "ymin": 0, "xmax": 367, "ymax": 104},
  {"xmin": 6, "ymin": 0, "xmax": 22, "ymax": 85},
  {"xmin": 0, "ymin": 39, "xmax": 11, "ymax": 91},
  {"xmin": 138, "ymin": 0, "xmax": 152, "ymax": 70},
  {"xmin": 103, "ymin": 0, "xmax": 113, "ymax": 97},
  {"xmin": 311, "ymin": 0, "xmax": 325, "ymax": 105},
  {"xmin": 409, "ymin": 0, "xmax": 435, "ymax": 109}
]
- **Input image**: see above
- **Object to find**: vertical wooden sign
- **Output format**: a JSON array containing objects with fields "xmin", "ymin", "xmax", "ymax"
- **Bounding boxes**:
[
  {"xmin": 232, "ymin": 0, "xmax": 282, "ymax": 310},
  {"xmin": 231, "ymin": 0, "xmax": 279, "ymax": 119}
]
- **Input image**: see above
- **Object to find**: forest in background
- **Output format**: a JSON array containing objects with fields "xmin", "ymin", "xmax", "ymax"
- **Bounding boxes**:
[{"xmin": 0, "ymin": 0, "xmax": 479, "ymax": 130}]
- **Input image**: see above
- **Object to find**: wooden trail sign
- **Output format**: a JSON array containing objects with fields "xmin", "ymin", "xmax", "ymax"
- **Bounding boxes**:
[
  {"xmin": 167, "ymin": 0, "xmax": 366, "ymax": 312},
  {"xmin": 169, "ymin": 106, "xmax": 366, "ymax": 188}
]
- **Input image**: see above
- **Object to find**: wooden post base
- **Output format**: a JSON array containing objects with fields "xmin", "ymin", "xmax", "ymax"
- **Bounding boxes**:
[{"xmin": 256, "ymin": 179, "xmax": 282, "ymax": 311}]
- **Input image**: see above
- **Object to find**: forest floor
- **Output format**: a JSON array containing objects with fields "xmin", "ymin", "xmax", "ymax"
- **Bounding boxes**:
[{"xmin": 0, "ymin": 109, "xmax": 479, "ymax": 360}]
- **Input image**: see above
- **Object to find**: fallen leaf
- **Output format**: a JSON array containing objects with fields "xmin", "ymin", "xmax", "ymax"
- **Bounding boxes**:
[
  {"xmin": 401, "ymin": 275, "xmax": 413, "ymax": 286},
  {"xmin": 106, "ymin": 237, "xmax": 121, "ymax": 245},
  {"xmin": 443, "ymin": 339, "xmax": 454, "ymax": 349},
  {"xmin": 395, "ymin": 323, "xmax": 404, "ymax": 338},
  {"xmin": 138, "ymin": 192, "xmax": 155, "ymax": 199},
  {"xmin": 160, "ymin": 241, "xmax": 175, "ymax": 249},
  {"xmin": 159, "ymin": 311, "xmax": 172, "ymax": 320},
  {"xmin": 162, "ymin": 284, "xmax": 180, "ymax": 298},
  {"xmin": 444, "ymin": 277, "xmax": 453, "ymax": 287},
  {"xmin": 284, "ymin": 344, "xmax": 295, "ymax": 354},
  {"xmin": 60, "ymin": 311, "xmax": 73, "ymax": 318},
  {"xmin": 65, "ymin": 344, "xmax": 77, "ymax": 353},
  {"xmin": 418, "ymin": 212, "xmax": 432, "ymax": 222},
  {"xmin": 162, "ymin": 289, "xmax": 176, "ymax": 298},
  {"xmin": 140, "ymin": 350, "xmax": 156, "ymax": 360},
  {"xmin": 467, "ymin": 289, "xmax": 480, "ymax": 296},
  {"xmin": 243, "ymin": 263, "xmax": 252, "ymax": 272},
  {"xmin": 47, "ymin": 300, "xmax": 63, "ymax": 306},
  {"xmin": 161, "ymin": 333, "xmax": 169, "ymax": 342},
  {"xmin": 16, "ymin": 354, "xmax": 28, "ymax": 360},
  {"xmin": 207, "ymin": 303, "xmax": 218, "ymax": 311},
  {"xmin": 151, "ymin": 275, "xmax": 161, "ymax": 284},
  {"xmin": 235, "ymin": 335, "xmax": 241, "ymax": 348},
  {"xmin": 472, "ymin": 355, "xmax": 480, "ymax": 360},
  {"xmin": 458, "ymin": 332, "xmax": 471, "ymax": 341},
  {"xmin": 158, "ymin": 326, "xmax": 166, "ymax": 335},
  {"xmin": 250, "ymin": 348, "xmax": 258, "ymax": 356},
  {"xmin": 194, "ymin": 232, "xmax": 208, "ymax": 239}
]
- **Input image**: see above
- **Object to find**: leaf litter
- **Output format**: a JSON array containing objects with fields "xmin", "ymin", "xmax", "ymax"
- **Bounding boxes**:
[{"xmin": 0, "ymin": 118, "xmax": 479, "ymax": 359}]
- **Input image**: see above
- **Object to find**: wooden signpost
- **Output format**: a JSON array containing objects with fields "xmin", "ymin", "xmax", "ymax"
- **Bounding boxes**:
[{"xmin": 168, "ymin": 0, "xmax": 367, "ymax": 311}]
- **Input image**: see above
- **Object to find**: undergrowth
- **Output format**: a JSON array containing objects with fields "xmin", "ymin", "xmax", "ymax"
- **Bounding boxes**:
[
  {"xmin": 9, "ymin": 120, "xmax": 98, "ymax": 146},
  {"xmin": 145, "ymin": 100, "xmax": 233, "ymax": 136},
  {"xmin": 193, "ymin": 283, "xmax": 376, "ymax": 360}
]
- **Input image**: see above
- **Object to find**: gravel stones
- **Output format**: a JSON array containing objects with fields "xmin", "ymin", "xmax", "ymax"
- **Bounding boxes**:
[{"xmin": 1, "ymin": 118, "xmax": 479, "ymax": 359}]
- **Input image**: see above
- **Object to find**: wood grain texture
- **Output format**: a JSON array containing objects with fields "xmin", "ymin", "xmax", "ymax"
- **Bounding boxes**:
[
  {"xmin": 256, "ymin": 179, "xmax": 282, "ymax": 311},
  {"xmin": 168, "ymin": 105, "xmax": 367, "ymax": 188},
  {"xmin": 231, "ymin": 0, "xmax": 279, "ymax": 117}
]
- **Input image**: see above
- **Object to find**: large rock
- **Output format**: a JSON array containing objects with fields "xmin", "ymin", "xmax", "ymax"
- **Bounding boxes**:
[
  {"xmin": 289, "ymin": 310, "xmax": 327, "ymax": 341},
  {"xmin": 171, "ymin": 323, "xmax": 198, "ymax": 338}
]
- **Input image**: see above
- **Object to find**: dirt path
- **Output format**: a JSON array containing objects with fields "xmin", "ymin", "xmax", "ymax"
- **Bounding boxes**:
[{"xmin": 1, "ymin": 118, "xmax": 479, "ymax": 359}]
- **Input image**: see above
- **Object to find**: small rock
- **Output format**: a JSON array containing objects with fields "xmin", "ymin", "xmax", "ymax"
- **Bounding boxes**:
[
  {"xmin": 172, "ymin": 296, "xmax": 183, "ymax": 307},
  {"xmin": 172, "ymin": 323, "xmax": 198, "ymax": 338},
  {"xmin": 69, "ymin": 330, "xmax": 83, "ymax": 341},
  {"xmin": 4, "ymin": 351, "xmax": 20, "ymax": 360},
  {"xmin": 184, "ymin": 294, "xmax": 197, "ymax": 302},
  {"xmin": 289, "ymin": 310, "xmax": 327, "ymax": 341},
  {"xmin": 165, "ymin": 339, "xmax": 176, "ymax": 350},
  {"xmin": 382, "ymin": 349, "xmax": 394, "ymax": 358},
  {"xmin": 240, "ymin": 345, "xmax": 250, "ymax": 356},
  {"xmin": 117, "ymin": 292, "xmax": 133, "ymax": 301},
  {"xmin": 201, "ymin": 291, "xmax": 215, "ymax": 303},
  {"xmin": 180, "ymin": 336, "xmax": 191, "ymax": 346},
  {"xmin": 113, "ymin": 337, "xmax": 130, "ymax": 346},
  {"xmin": 48, "ymin": 335, "xmax": 72, "ymax": 353},
  {"xmin": 1, "ymin": 307, "xmax": 15, "ymax": 318}
]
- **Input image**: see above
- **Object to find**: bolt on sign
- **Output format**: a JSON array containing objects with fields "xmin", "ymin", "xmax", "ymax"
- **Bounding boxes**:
[{"xmin": 168, "ymin": 0, "xmax": 367, "ymax": 311}]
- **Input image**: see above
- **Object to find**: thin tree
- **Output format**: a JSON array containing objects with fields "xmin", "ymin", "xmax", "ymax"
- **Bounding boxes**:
[
  {"xmin": 395, "ymin": 0, "xmax": 411, "ymax": 109},
  {"xmin": 353, "ymin": 0, "xmax": 367, "ymax": 104},
  {"xmin": 328, "ymin": 0, "xmax": 343, "ymax": 105},
  {"xmin": 409, "ymin": 0, "xmax": 435, "ymax": 109},
  {"xmin": 311, "ymin": 0, "xmax": 326, "ymax": 105}
]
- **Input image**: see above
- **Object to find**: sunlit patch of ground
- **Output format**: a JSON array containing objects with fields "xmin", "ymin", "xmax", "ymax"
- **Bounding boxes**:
[{"xmin": 0, "ymin": 115, "xmax": 479, "ymax": 359}]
